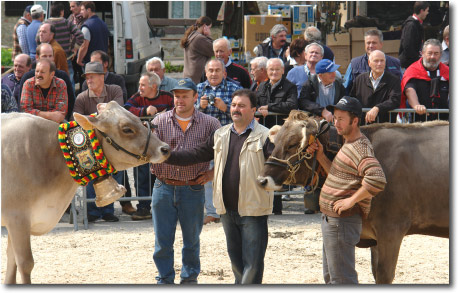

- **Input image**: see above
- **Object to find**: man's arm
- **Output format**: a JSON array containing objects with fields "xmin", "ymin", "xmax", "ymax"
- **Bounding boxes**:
[
  {"xmin": 405, "ymin": 84, "xmax": 426, "ymax": 115},
  {"xmin": 77, "ymin": 39, "xmax": 89, "ymax": 66},
  {"xmin": 306, "ymin": 140, "xmax": 331, "ymax": 174},
  {"xmin": 165, "ymin": 131, "xmax": 215, "ymax": 165}
]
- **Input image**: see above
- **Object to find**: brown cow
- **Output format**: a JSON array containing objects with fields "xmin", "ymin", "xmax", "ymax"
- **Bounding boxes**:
[
  {"xmin": 257, "ymin": 110, "xmax": 449, "ymax": 284},
  {"xmin": 1, "ymin": 101, "xmax": 170, "ymax": 284}
]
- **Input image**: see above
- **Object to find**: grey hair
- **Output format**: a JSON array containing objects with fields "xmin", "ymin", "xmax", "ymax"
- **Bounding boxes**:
[
  {"xmin": 422, "ymin": 39, "xmax": 442, "ymax": 54},
  {"xmin": 213, "ymin": 38, "xmax": 231, "ymax": 50},
  {"xmin": 141, "ymin": 71, "xmax": 161, "ymax": 87},
  {"xmin": 250, "ymin": 56, "xmax": 268, "ymax": 69},
  {"xmin": 364, "ymin": 29, "xmax": 383, "ymax": 42},
  {"xmin": 205, "ymin": 58, "xmax": 226, "ymax": 72},
  {"xmin": 368, "ymin": 50, "xmax": 386, "ymax": 61},
  {"xmin": 305, "ymin": 42, "xmax": 324, "ymax": 56},
  {"xmin": 145, "ymin": 57, "xmax": 165, "ymax": 70},
  {"xmin": 266, "ymin": 58, "xmax": 284, "ymax": 69},
  {"xmin": 270, "ymin": 24, "xmax": 288, "ymax": 37},
  {"xmin": 304, "ymin": 26, "xmax": 321, "ymax": 41}
]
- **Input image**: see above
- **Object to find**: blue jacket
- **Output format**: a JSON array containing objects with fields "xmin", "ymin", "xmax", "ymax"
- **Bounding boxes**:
[
  {"xmin": 26, "ymin": 20, "xmax": 42, "ymax": 59},
  {"xmin": 82, "ymin": 15, "xmax": 109, "ymax": 64},
  {"xmin": 343, "ymin": 54, "xmax": 402, "ymax": 95}
]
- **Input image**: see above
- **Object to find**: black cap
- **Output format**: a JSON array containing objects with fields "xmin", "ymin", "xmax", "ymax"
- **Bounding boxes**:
[{"xmin": 326, "ymin": 96, "xmax": 362, "ymax": 117}]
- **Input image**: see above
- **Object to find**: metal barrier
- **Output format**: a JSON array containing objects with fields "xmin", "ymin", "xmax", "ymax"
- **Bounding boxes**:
[{"xmin": 71, "ymin": 108, "xmax": 448, "ymax": 230}]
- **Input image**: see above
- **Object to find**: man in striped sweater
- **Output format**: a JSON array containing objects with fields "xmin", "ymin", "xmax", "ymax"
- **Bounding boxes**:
[{"xmin": 307, "ymin": 96, "xmax": 386, "ymax": 284}]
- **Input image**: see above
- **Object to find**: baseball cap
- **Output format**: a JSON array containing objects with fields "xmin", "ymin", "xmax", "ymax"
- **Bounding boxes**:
[
  {"xmin": 326, "ymin": 96, "xmax": 362, "ymax": 117},
  {"xmin": 315, "ymin": 59, "xmax": 340, "ymax": 74},
  {"xmin": 25, "ymin": 5, "xmax": 32, "ymax": 13},
  {"xmin": 170, "ymin": 78, "xmax": 197, "ymax": 92},
  {"xmin": 82, "ymin": 62, "xmax": 105, "ymax": 78},
  {"xmin": 30, "ymin": 4, "xmax": 45, "ymax": 15}
]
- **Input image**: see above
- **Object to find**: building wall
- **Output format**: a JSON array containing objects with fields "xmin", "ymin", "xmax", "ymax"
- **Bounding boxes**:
[{"xmin": 1, "ymin": 2, "xmax": 20, "ymax": 48}]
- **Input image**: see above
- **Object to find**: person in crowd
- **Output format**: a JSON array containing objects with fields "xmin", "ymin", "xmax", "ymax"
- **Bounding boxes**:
[
  {"xmin": 440, "ymin": 25, "xmax": 449, "ymax": 66},
  {"xmin": 146, "ymin": 57, "xmax": 178, "ymax": 93},
  {"xmin": 77, "ymin": 1, "xmax": 109, "ymax": 67},
  {"xmin": 124, "ymin": 72, "xmax": 174, "ymax": 220},
  {"xmin": 249, "ymin": 56, "xmax": 269, "ymax": 92},
  {"xmin": 287, "ymin": 42, "xmax": 326, "ymax": 96},
  {"xmin": 12, "ymin": 5, "xmax": 32, "ymax": 59},
  {"xmin": 15, "ymin": 43, "xmax": 75, "ymax": 121},
  {"xmin": 68, "ymin": 1, "xmax": 86, "ymax": 91},
  {"xmin": 344, "ymin": 29, "xmax": 402, "ymax": 95},
  {"xmin": 81, "ymin": 50, "xmax": 127, "ymax": 101},
  {"xmin": 72, "ymin": 62, "xmax": 125, "ymax": 223},
  {"xmin": 211, "ymin": 38, "xmax": 252, "ymax": 89},
  {"xmin": 1, "ymin": 54, "xmax": 32, "ymax": 102},
  {"xmin": 401, "ymin": 39, "xmax": 449, "ymax": 121},
  {"xmin": 68, "ymin": 1, "xmax": 85, "ymax": 28},
  {"xmin": 20, "ymin": 59, "xmax": 67, "ymax": 123},
  {"xmin": 350, "ymin": 50, "xmax": 401, "ymax": 124},
  {"xmin": 257, "ymin": 58, "xmax": 298, "ymax": 215},
  {"xmin": 399, "ymin": 1, "xmax": 430, "ymax": 70},
  {"xmin": 197, "ymin": 58, "xmax": 242, "ymax": 224},
  {"xmin": 150, "ymin": 78, "xmax": 221, "ymax": 284},
  {"xmin": 284, "ymin": 38, "xmax": 309, "ymax": 75},
  {"xmin": 306, "ymin": 96, "xmax": 386, "ymax": 284},
  {"xmin": 166, "ymin": 89, "xmax": 275, "ymax": 284},
  {"xmin": 26, "ymin": 4, "xmax": 46, "ymax": 60},
  {"xmin": 38, "ymin": 23, "xmax": 69, "ymax": 74},
  {"xmin": 254, "ymin": 24, "xmax": 290, "ymax": 64},
  {"xmin": 181, "ymin": 16, "xmax": 214, "ymax": 84},
  {"xmin": 303, "ymin": 26, "xmax": 334, "ymax": 61},
  {"xmin": 2, "ymin": 84, "xmax": 18, "ymax": 113}
]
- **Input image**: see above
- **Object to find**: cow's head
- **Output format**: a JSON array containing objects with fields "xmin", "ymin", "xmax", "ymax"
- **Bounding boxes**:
[
  {"xmin": 258, "ymin": 110, "xmax": 328, "ymax": 191},
  {"xmin": 73, "ymin": 101, "xmax": 170, "ymax": 170}
]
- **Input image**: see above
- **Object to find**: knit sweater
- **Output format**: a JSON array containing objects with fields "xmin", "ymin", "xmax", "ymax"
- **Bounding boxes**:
[{"xmin": 320, "ymin": 134, "xmax": 386, "ymax": 219}]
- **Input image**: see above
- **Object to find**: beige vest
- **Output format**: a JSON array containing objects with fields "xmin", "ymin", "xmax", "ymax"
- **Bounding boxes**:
[{"xmin": 212, "ymin": 121, "xmax": 274, "ymax": 216}]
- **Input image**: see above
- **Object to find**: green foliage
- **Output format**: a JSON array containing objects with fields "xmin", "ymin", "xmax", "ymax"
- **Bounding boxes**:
[
  {"xmin": 1, "ymin": 48, "xmax": 13, "ymax": 67},
  {"xmin": 164, "ymin": 61, "xmax": 183, "ymax": 73}
]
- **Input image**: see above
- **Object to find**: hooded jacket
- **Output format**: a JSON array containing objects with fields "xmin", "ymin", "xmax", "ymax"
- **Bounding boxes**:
[
  {"xmin": 183, "ymin": 30, "xmax": 214, "ymax": 84},
  {"xmin": 399, "ymin": 16, "xmax": 424, "ymax": 69}
]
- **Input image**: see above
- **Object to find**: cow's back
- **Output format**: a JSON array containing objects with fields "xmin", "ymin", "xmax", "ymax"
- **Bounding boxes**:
[
  {"xmin": 1, "ymin": 113, "xmax": 78, "ymax": 235},
  {"xmin": 362, "ymin": 122, "xmax": 449, "ymax": 238}
]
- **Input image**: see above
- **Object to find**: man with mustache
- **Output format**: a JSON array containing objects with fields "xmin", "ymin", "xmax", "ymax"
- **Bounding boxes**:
[
  {"xmin": 165, "ymin": 89, "xmax": 275, "ymax": 284},
  {"xmin": 254, "ymin": 24, "xmax": 290, "ymax": 64},
  {"xmin": 401, "ymin": 39, "xmax": 449, "ymax": 121}
]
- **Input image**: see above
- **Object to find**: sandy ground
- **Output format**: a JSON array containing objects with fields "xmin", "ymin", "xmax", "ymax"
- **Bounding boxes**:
[{"xmin": 1, "ymin": 192, "xmax": 449, "ymax": 285}]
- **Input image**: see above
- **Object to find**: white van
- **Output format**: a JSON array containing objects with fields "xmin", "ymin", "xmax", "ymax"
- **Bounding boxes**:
[{"xmin": 39, "ymin": 1, "xmax": 163, "ymax": 96}]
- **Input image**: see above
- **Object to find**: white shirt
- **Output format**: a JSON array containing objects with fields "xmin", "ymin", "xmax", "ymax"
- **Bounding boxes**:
[{"xmin": 369, "ymin": 71, "xmax": 384, "ymax": 90}]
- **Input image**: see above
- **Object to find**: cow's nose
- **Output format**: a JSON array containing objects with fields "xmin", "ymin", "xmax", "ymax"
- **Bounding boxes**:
[
  {"xmin": 258, "ymin": 177, "xmax": 268, "ymax": 186},
  {"xmin": 160, "ymin": 145, "xmax": 170, "ymax": 155}
]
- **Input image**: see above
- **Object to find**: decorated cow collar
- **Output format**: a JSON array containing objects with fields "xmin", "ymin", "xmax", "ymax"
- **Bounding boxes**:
[{"xmin": 58, "ymin": 116, "xmax": 116, "ymax": 186}]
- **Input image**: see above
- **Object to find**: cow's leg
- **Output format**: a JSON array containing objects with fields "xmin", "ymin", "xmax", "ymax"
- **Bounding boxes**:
[
  {"xmin": 370, "ymin": 246, "xmax": 379, "ymax": 282},
  {"xmin": 4, "ymin": 234, "xmax": 17, "ymax": 284},
  {"xmin": 7, "ymin": 221, "xmax": 34, "ymax": 284},
  {"xmin": 373, "ymin": 235, "xmax": 404, "ymax": 284}
]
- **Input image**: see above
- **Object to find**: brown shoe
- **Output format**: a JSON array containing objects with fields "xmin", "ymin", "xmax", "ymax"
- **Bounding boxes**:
[
  {"xmin": 122, "ymin": 203, "xmax": 136, "ymax": 215},
  {"xmin": 203, "ymin": 216, "xmax": 220, "ymax": 225}
]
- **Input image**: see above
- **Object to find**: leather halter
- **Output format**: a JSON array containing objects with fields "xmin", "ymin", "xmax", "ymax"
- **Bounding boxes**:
[{"xmin": 97, "ymin": 121, "xmax": 155, "ymax": 162}]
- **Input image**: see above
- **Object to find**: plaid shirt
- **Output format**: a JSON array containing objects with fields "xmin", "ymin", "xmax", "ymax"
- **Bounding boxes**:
[
  {"xmin": 13, "ymin": 17, "xmax": 30, "ymax": 59},
  {"xmin": 151, "ymin": 108, "xmax": 221, "ymax": 181},
  {"xmin": 20, "ymin": 76, "xmax": 68, "ymax": 116},
  {"xmin": 196, "ymin": 78, "xmax": 242, "ymax": 126}
]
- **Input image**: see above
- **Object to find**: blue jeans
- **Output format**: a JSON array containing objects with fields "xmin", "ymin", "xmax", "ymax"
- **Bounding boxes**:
[
  {"xmin": 133, "ymin": 163, "xmax": 154, "ymax": 210},
  {"xmin": 321, "ymin": 213, "xmax": 362, "ymax": 284},
  {"xmin": 67, "ymin": 59, "xmax": 75, "ymax": 93},
  {"xmin": 86, "ymin": 171, "xmax": 125, "ymax": 217},
  {"xmin": 220, "ymin": 210, "xmax": 268, "ymax": 284},
  {"xmin": 152, "ymin": 179, "xmax": 205, "ymax": 284}
]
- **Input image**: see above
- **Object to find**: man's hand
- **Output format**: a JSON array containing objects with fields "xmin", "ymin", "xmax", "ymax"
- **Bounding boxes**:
[
  {"xmin": 321, "ymin": 109, "xmax": 333, "ymax": 122},
  {"xmin": 43, "ymin": 111, "xmax": 66, "ymax": 123},
  {"xmin": 146, "ymin": 105, "xmax": 157, "ymax": 116},
  {"xmin": 214, "ymin": 97, "xmax": 227, "ymax": 112},
  {"xmin": 333, "ymin": 197, "xmax": 356, "ymax": 215},
  {"xmin": 258, "ymin": 105, "xmax": 269, "ymax": 117},
  {"xmin": 200, "ymin": 95, "xmax": 209, "ymax": 109},
  {"xmin": 413, "ymin": 104, "xmax": 427, "ymax": 115},
  {"xmin": 365, "ymin": 106, "xmax": 379, "ymax": 123},
  {"xmin": 306, "ymin": 140, "xmax": 324, "ymax": 158},
  {"xmin": 196, "ymin": 169, "xmax": 214, "ymax": 185}
]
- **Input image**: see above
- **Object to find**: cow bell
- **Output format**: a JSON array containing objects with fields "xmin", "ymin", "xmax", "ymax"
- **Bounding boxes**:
[{"xmin": 93, "ymin": 175, "xmax": 126, "ymax": 207}]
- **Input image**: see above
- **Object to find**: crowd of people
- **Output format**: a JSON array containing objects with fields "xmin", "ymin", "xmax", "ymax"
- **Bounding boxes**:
[{"xmin": 1, "ymin": 0, "xmax": 449, "ymax": 285}]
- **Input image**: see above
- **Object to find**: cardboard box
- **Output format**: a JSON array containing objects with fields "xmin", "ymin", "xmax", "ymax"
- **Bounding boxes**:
[
  {"xmin": 228, "ymin": 38, "xmax": 241, "ymax": 49},
  {"xmin": 293, "ymin": 22, "xmax": 314, "ymax": 35},
  {"xmin": 326, "ymin": 33, "xmax": 351, "ymax": 74},
  {"xmin": 382, "ymin": 39, "xmax": 400, "ymax": 55},
  {"xmin": 282, "ymin": 20, "xmax": 292, "ymax": 34},
  {"xmin": 291, "ymin": 5, "xmax": 314, "ymax": 23},
  {"xmin": 243, "ymin": 15, "xmax": 283, "ymax": 57},
  {"xmin": 268, "ymin": 4, "xmax": 291, "ymax": 18}
]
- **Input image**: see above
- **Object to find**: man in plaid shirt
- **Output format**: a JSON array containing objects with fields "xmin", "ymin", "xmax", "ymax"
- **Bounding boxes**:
[
  {"xmin": 197, "ymin": 59, "xmax": 242, "ymax": 126},
  {"xmin": 150, "ymin": 78, "xmax": 221, "ymax": 284},
  {"xmin": 20, "ymin": 59, "xmax": 67, "ymax": 123}
]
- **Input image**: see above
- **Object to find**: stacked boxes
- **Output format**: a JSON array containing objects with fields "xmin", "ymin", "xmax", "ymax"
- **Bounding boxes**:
[
  {"xmin": 243, "ymin": 15, "xmax": 283, "ymax": 57},
  {"xmin": 382, "ymin": 40, "xmax": 401, "ymax": 59},
  {"xmin": 326, "ymin": 32, "xmax": 351, "ymax": 74},
  {"xmin": 291, "ymin": 5, "xmax": 315, "ymax": 37}
]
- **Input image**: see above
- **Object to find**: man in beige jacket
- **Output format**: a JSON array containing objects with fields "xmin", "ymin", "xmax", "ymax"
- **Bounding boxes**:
[{"xmin": 166, "ymin": 89, "xmax": 274, "ymax": 284}]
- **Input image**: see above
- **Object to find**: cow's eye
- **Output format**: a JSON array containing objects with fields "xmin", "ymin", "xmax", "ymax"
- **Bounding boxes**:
[{"xmin": 122, "ymin": 127, "xmax": 134, "ymax": 134}]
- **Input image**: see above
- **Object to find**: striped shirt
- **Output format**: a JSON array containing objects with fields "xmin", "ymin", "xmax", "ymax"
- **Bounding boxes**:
[
  {"xmin": 124, "ymin": 90, "xmax": 174, "ymax": 117},
  {"xmin": 320, "ymin": 134, "xmax": 386, "ymax": 219},
  {"xmin": 20, "ymin": 76, "xmax": 68, "ymax": 116},
  {"xmin": 42, "ymin": 17, "xmax": 84, "ymax": 57},
  {"xmin": 13, "ymin": 17, "xmax": 31, "ymax": 59},
  {"xmin": 151, "ymin": 108, "xmax": 221, "ymax": 181},
  {"xmin": 196, "ymin": 78, "xmax": 242, "ymax": 126}
]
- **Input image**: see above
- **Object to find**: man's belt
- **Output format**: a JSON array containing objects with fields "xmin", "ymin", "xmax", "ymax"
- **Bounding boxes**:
[{"xmin": 158, "ymin": 177, "xmax": 200, "ymax": 186}]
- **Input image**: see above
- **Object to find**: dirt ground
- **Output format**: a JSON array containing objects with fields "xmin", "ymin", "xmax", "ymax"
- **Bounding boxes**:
[{"xmin": 1, "ymin": 193, "xmax": 449, "ymax": 285}]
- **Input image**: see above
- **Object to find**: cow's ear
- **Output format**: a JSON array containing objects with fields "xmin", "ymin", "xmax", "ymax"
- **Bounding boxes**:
[
  {"xmin": 269, "ymin": 125, "xmax": 281, "ymax": 144},
  {"xmin": 74, "ymin": 113, "xmax": 95, "ymax": 130},
  {"xmin": 97, "ymin": 103, "xmax": 108, "ymax": 113}
]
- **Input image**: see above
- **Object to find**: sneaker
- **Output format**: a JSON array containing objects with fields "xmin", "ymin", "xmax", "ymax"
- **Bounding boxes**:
[
  {"xmin": 102, "ymin": 213, "xmax": 119, "ymax": 222},
  {"xmin": 281, "ymin": 195, "xmax": 291, "ymax": 201},
  {"xmin": 203, "ymin": 216, "xmax": 220, "ymax": 225},
  {"xmin": 132, "ymin": 208, "xmax": 152, "ymax": 221},
  {"xmin": 87, "ymin": 214, "xmax": 100, "ymax": 222}
]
